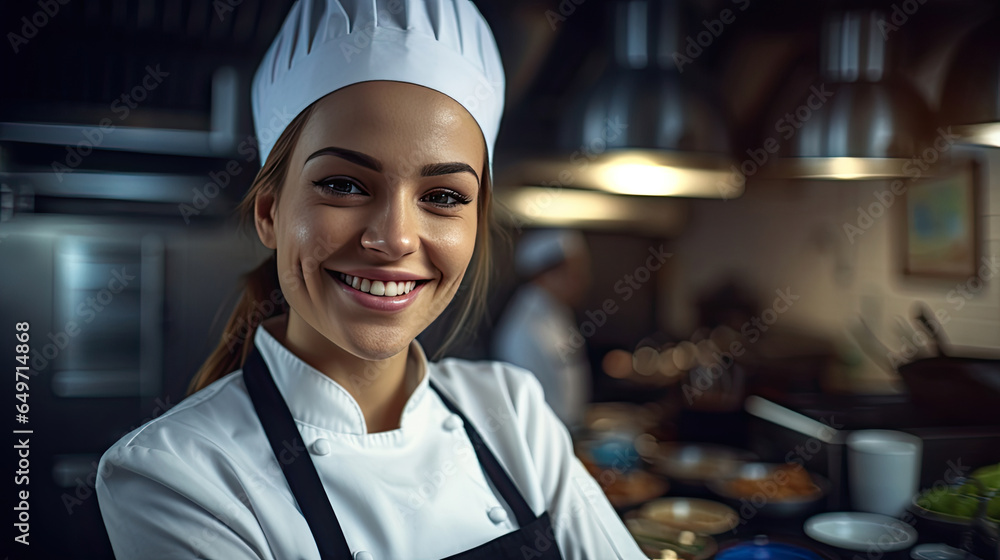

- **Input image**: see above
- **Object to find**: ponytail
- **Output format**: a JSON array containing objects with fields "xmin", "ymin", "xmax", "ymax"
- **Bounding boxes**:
[
  {"xmin": 187, "ymin": 254, "xmax": 287, "ymax": 394},
  {"xmin": 187, "ymin": 103, "xmax": 317, "ymax": 395}
]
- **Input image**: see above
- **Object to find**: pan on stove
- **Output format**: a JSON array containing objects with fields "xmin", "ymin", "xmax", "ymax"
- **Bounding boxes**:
[{"xmin": 896, "ymin": 308, "xmax": 1000, "ymax": 426}]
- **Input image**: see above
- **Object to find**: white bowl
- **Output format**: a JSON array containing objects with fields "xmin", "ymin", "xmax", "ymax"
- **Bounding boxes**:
[{"xmin": 804, "ymin": 512, "xmax": 918, "ymax": 552}]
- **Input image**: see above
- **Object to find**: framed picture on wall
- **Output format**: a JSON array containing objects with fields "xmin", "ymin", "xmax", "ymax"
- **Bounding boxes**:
[{"xmin": 903, "ymin": 161, "xmax": 979, "ymax": 278}]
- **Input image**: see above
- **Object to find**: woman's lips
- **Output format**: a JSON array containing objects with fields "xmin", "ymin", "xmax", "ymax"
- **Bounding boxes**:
[{"xmin": 325, "ymin": 269, "xmax": 428, "ymax": 312}]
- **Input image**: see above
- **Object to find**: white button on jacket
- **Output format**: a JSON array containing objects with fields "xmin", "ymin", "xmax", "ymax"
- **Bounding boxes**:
[
  {"xmin": 488, "ymin": 506, "xmax": 509, "ymax": 524},
  {"xmin": 96, "ymin": 322, "xmax": 646, "ymax": 560}
]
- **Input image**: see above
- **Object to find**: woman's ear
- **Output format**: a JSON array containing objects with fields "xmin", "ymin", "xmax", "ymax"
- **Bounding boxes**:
[{"xmin": 254, "ymin": 193, "xmax": 278, "ymax": 249}]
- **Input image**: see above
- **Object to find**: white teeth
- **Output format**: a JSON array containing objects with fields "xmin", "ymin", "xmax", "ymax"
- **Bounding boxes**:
[{"xmin": 337, "ymin": 272, "xmax": 421, "ymax": 297}]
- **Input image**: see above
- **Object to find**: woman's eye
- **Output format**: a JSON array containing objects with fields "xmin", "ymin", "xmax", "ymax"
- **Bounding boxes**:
[
  {"xmin": 311, "ymin": 177, "xmax": 366, "ymax": 197},
  {"xmin": 422, "ymin": 190, "xmax": 472, "ymax": 207}
]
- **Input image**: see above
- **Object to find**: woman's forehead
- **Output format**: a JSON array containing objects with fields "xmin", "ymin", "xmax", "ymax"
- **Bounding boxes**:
[{"xmin": 294, "ymin": 82, "xmax": 486, "ymax": 171}]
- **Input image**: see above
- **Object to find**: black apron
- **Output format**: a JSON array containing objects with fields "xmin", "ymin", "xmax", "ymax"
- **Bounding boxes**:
[{"xmin": 242, "ymin": 345, "xmax": 565, "ymax": 560}]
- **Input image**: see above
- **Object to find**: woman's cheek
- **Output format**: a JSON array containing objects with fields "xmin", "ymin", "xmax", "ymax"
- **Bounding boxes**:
[
  {"xmin": 296, "ymin": 210, "xmax": 346, "ymax": 273},
  {"xmin": 435, "ymin": 220, "xmax": 476, "ymax": 277}
]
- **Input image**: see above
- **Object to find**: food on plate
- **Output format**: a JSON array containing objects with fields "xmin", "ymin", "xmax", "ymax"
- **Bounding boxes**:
[
  {"xmin": 916, "ymin": 487, "xmax": 980, "ymax": 519},
  {"xmin": 914, "ymin": 462, "xmax": 1000, "ymax": 521},
  {"xmin": 637, "ymin": 498, "xmax": 739, "ymax": 535},
  {"xmin": 656, "ymin": 443, "xmax": 750, "ymax": 482},
  {"xmin": 964, "ymin": 462, "xmax": 1000, "ymax": 494},
  {"xmin": 578, "ymin": 453, "xmax": 668, "ymax": 508},
  {"xmin": 602, "ymin": 470, "xmax": 669, "ymax": 508},
  {"xmin": 625, "ymin": 519, "xmax": 716, "ymax": 560},
  {"xmin": 988, "ymin": 496, "xmax": 1000, "ymax": 521},
  {"xmin": 723, "ymin": 464, "xmax": 821, "ymax": 501}
]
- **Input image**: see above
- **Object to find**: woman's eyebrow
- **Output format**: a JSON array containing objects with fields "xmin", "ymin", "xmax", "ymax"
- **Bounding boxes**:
[
  {"xmin": 305, "ymin": 146, "xmax": 479, "ymax": 183},
  {"xmin": 304, "ymin": 146, "xmax": 383, "ymax": 171},
  {"xmin": 421, "ymin": 162, "xmax": 480, "ymax": 183}
]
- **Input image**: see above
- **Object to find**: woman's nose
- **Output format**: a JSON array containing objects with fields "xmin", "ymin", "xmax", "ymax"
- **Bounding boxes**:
[{"xmin": 360, "ymin": 197, "xmax": 419, "ymax": 260}]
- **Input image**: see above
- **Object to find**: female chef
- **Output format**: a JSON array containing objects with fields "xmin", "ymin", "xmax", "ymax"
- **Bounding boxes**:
[{"xmin": 95, "ymin": 0, "xmax": 646, "ymax": 559}]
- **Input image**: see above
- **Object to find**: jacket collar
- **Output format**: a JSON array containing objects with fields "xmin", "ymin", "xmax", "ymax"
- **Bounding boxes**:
[{"xmin": 251, "ymin": 315, "xmax": 431, "ymax": 437}]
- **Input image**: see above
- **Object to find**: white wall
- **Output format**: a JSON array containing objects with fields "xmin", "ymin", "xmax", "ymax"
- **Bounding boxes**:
[{"xmin": 666, "ymin": 146, "xmax": 1000, "ymax": 388}]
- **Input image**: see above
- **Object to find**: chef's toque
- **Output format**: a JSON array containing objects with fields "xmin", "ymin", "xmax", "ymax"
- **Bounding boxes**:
[
  {"xmin": 250, "ymin": 0, "xmax": 506, "ymax": 178},
  {"xmin": 515, "ymin": 229, "xmax": 587, "ymax": 279}
]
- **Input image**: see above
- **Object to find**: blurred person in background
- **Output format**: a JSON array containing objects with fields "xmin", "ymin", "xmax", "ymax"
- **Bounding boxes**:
[{"xmin": 494, "ymin": 229, "xmax": 593, "ymax": 431}]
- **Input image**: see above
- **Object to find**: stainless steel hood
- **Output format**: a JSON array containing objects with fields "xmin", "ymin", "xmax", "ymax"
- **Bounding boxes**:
[
  {"xmin": 940, "ymin": 16, "xmax": 1000, "ymax": 148},
  {"xmin": 500, "ymin": 0, "xmax": 738, "ymax": 217},
  {"xmin": 559, "ymin": 0, "xmax": 731, "ymax": 158},
  {"xmin": 766, "ymin": 10, "xmax": 936, "ymax": 180}
]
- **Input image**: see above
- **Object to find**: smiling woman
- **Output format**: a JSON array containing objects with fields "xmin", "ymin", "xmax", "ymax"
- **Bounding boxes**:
[
  {"xmin": 93, "ymin": 1, "xmax": 646, "ymax": 559},
  {"xmin": 270, "ymin": 83, "xmax": 484, "ymax": 369},
  {"xmin": 187, "ymin": 83, "xmax": 495, "ymax": 431}
]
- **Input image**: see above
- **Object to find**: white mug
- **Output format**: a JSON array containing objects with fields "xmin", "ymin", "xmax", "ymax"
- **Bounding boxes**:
[{"xmin": 847, "ymin": 430, "xmax": 923, "ymax": 518}]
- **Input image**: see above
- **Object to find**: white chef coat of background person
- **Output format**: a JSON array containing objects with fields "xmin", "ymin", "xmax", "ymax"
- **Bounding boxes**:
[
  {"xmin": 94, "ymin": 1, "xmax": 646, "ymax": 559},
  {"xmin": 493, "ymin": 229, "xmax": 593, "ymax": 431}
]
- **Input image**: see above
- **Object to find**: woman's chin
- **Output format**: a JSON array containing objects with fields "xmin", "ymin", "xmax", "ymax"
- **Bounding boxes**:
[{"xmin": 338, "ymin": 330, "xmax": 413, "ymax": 362}]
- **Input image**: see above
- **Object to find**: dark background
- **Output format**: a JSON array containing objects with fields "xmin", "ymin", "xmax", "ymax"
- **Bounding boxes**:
[{"xmin": 2, "ymin": 0, "xmax": 999, "ymax": 558}]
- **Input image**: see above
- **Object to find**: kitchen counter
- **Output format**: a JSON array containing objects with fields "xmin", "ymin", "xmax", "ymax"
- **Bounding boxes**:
[{"xmin": 613, "ymin": 389, "xmax": 1000, "ymax": 559}]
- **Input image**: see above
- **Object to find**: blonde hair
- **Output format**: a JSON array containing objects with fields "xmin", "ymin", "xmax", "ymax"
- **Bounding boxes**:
[{"xmin": 188, "ymin": 103, "xmax": 498, "ymax": 395}]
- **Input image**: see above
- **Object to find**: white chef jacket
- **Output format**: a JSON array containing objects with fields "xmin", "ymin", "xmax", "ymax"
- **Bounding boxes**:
[
  {"xmin": 493, "ymin": 283, "xmax": 591, "ymax": 429},
  {"xmin": 96, "ymin": 319, "xmax": 644, "ymax": 560}
]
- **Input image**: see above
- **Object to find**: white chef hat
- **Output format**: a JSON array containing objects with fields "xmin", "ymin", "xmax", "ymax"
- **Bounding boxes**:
[
  {"xmin": 250, "ymin": 0, "xmax": 506, "ymax": 179},
  {"xmin": 515, "ymin": 229, "xmax": 588, "ymax": 278}
]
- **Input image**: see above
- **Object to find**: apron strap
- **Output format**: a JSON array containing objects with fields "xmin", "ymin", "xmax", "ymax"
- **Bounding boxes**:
[
  {"xmin": 242, "ymin": 345, "xmax": 352, "ymax": 560},
  {"xmin": 428, "ymin": 382, "xmax": 536, "ymax": 528}
]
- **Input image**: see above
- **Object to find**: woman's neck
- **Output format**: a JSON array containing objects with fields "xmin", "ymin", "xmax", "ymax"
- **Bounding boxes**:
[{"xmin": 270, "ymin": 312, "xmax": 417, "ymax": 433}]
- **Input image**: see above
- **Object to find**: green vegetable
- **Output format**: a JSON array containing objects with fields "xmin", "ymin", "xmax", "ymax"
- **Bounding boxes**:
[
  {"xmin": 969, "ymin": 463, "xmax": 1000, "ymax": 492},
  {"xmin": 987, "ymin": 497, "xmax": 1000, "ymax": 521},
  {"xmin": 917, "ymin": 488, "xmax": 978, "ymax": 518}
]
